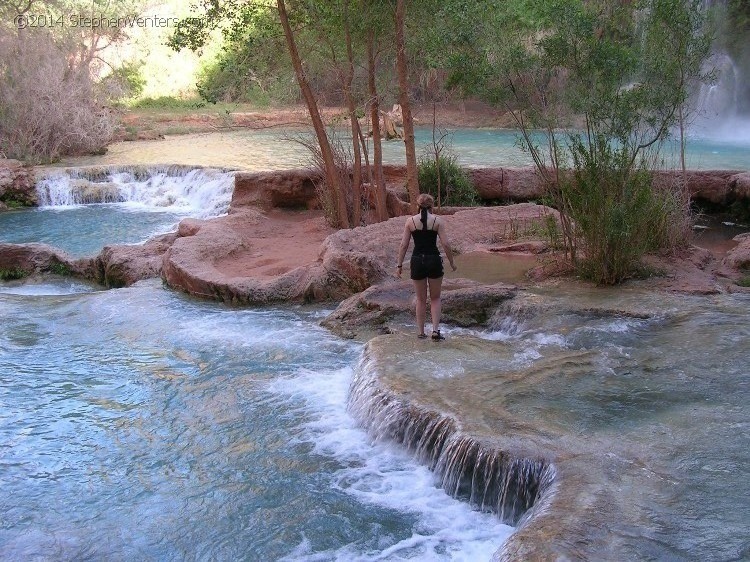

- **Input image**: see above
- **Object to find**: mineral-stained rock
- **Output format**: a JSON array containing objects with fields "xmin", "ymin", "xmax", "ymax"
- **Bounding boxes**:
[
  {"xmin": 89, "ymin": 233, "xmax": 178, "ymax": 288},
  {"xmin": 351, "ymin": 333, "xmax": 695, "ymax": 561},
  {"xmin": 0, "ymin": 159, "xmax": 37, "ymax": 207},
  {"xmin": 161, "ymin": 209, "xmax": 355, "ymax": 304},
  {"xmin": 379, "ymin": 164, "xmax": 547, "ymax": 203},
  {"xmin": 231, "ymin": 169, "xmax": 320, "ymax": 211},
  {"xmin": 162, "ymin": 205, "xmax": 554, "ymax": 306},
  {"xmin": 381, "ymin": 164, "xmax": 750, "ymax": 208},
  {"xmin": 0, "ymin": 243, "xmax": 75, "ymax": 275}
]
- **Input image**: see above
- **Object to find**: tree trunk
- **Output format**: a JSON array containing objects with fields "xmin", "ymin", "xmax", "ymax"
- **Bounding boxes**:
[
  {"xmin": 395, "ymin": 0, "xmax": 419, "ymax": 212},
  {"xmin": 368, "ymin": 28, "xmax": 389, "ymax": 222},
  {"xmin": 343, "ymin": 4, "xmax": 362, "ymax": 226},
  {"xmin": 277, "ymin": 0, "xmax": 350, "ymax": 228}
]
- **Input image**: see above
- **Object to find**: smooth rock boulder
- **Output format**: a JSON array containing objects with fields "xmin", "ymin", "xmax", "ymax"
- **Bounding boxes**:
[
  {"xmin": 232, "ymin": 169, "xmax": 320, "ymax": 211},
  {"xmin": 0, "ymin": 242, "xmax": 74, "ymax": 275},
  {"xmin": 90, "ymin": 233, "xmax": 177, "ymax": 288},
  {"xmin": 161, "ymin": 204, "xmax": 555, "ymax": 305},
  {"xmin": 723, "ymin": 232, "xmax": 750, "ymax": 271}
]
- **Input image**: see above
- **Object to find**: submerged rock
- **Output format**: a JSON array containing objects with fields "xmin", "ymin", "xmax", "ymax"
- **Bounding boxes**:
[{"xmin": 350, "ymin": 332, "xmax": 687, "ymax": 561}]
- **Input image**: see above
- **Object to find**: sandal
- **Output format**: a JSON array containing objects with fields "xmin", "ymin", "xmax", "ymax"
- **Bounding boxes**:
[
  {"xmin": 417, "ymin": 333, "xmax": 428, "ymax": 339},
  {"xmin": 431, "ymin": 330, "xmax": 445, "ymax": 341}
]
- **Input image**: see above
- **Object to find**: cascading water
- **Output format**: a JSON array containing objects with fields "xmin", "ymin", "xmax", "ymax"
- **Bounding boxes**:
[
  {"xmin": 35, "ymin": 165, "xmax": 236, "ymax": 218},
  {"xmin": 692, "ymin": 0, "xmax": 750, "ymax": 140},
  {"xmin": 348, "ymin": 342, "xmax": 555, "ymax": 527},
  {"xmin": 0, "ymin": 165, "xmax": 237, "ymax": 257}
]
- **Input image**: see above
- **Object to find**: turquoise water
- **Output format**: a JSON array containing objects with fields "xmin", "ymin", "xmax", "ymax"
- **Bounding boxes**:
[
  {"xmin": 0, "ymin": 166, "xmax": 236, "ymax": 257},
  {"xmin": 0, "ymin": 278, "xmax": 512, "ymax": 560},
  {"xmin": 1, "ymin": 128, "xmax": 749, "ymax": 560},
  {"xmin": 0, "ymin": 206, "xmax": 182, "ymax": 257},
  {"xmin": 57, "ymin": 127, "xmax": 750, "ymax": 171}
]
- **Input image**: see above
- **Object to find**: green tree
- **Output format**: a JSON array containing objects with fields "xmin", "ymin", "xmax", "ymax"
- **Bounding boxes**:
[{"xmin": 448, "ymin": 0, "xmax": 712, "ymax": 283}]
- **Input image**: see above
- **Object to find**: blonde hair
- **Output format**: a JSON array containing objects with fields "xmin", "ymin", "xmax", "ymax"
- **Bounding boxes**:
[{"xmin": 417, "ymin": 193, "xmax": 434, "ymax": 209}]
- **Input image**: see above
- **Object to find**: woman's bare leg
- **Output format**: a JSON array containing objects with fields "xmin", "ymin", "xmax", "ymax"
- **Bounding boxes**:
[
  {"xmin": 413, "ymin": 279, "xmax": 428, "ymax": 336},
  {"xmin": 428, "ymin": 276, "xmax": 443, "ymax": 333}
]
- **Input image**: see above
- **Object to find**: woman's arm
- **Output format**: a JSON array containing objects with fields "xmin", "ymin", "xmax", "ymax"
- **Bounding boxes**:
[
  {"xmin": 396, "ymin": 220, "xmax": 412, "ymax": 277},
  {"xmin": 437, "ymin": 220, "xmax": 457, "ymax": 271}
]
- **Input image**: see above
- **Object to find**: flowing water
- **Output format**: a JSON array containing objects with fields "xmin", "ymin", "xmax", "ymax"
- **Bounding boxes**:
[
  {"xmin": 1, "ymin": 129, "xmax": 749, "ymax": 560},
  {"xmin": 0, "ymin": 166, "xmax": 235, "ymax": 257},
  {"xmin": 0, "ymin": 278, "xmax": 512, "ymax": 560},
  {"xmin": 54, "ymin": 127, "xmax": 750, "ymax": 172}
]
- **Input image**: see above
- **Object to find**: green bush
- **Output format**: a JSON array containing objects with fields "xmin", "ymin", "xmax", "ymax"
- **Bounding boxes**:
[
  {"xmin": 417, "ymin": 155, "xmax": 478, "ymax": 207},
  {"xmin": 560, "ymin": 135, "xmax": 691, "ymax": 284},
  {"xmin": 0, "ymin": 268, "xmax": 28, "ymax": 281},
  {"xmin": 129, "ymin": 96, "xmax": 206, "ymax": 110}
]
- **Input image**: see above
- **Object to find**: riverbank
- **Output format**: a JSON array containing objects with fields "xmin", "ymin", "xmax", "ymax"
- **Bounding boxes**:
[
  {"xmin": 115, "ymin": 100, "xmax": 517, "ymax": 140},
  {"xmin": 2, "ymin": 165, "xmax": 750, "ymax": 560}
]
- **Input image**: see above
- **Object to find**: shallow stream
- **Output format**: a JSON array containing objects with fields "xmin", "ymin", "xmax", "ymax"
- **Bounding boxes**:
[{"xmin": 1, "ymin": 130, "xmax": 749, "ymax": 560}]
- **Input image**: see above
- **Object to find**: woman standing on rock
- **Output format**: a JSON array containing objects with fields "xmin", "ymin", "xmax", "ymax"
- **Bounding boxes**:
[{"xmin": 396, "ymin": 193, "xmax": 457, "ymax": 340}]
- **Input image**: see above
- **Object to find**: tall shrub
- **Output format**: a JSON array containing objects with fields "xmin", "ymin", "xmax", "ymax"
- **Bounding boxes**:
[
  {"xmin": 449, "ymin": 0, "xmax": 712, "ymax": 283},
  {"xmin": 561, "ymin": 135, "xmax": 690, "ymax": 283},
  {"xmin": 417, "ymin": 155, "xmax": 478, "ymax": 208},
  {"xmin": 0, "ymin": 31, "xmax": 115, "ymax": 163}
]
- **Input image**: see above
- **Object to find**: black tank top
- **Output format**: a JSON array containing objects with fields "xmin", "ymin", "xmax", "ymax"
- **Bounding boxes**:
[{"xmin": 411, "ymin": 217, "xmax": 439, "ymax": 256}]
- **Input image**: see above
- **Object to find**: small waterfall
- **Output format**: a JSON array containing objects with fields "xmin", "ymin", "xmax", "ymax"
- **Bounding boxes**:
[
  {"xmin": 347, "ymin": 351, "xmax": 555, "ymax": 526},
  {"xmin": 35, "ymin": 165, "xmax": 236, "ymax": 218},
  {"xmin": 693, "ymin": 52, "xmax": 750, "ymax": 139}
]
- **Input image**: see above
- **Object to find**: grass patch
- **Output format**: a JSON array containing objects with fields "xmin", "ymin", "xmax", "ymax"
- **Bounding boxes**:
[
  {"xmin": 0, "ymin": 267, "xmax": 28, "ymax": 281},
  {"xmin": 1, "ymin": 199, "xmax": 26, "ymax": 209},
  {"xmin": 127, "ymin": 96, "xmax": 208, "ymax": 110},
  {"xmin": 49, "ymin": 262, "xmax": 72, "ymax": 276}
]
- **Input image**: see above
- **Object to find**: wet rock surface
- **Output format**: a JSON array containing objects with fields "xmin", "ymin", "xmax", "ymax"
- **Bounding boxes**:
[
  {"xmin": 322, "ymin": 279, "xmax": 518, "ymax": 339},
  {"xmin": 352, "ymin": 285, "xmax": 750, "ymax": 562},
  {"xmin": 350, "ymin": 334, "xmax": 653, "ymax": 561}
]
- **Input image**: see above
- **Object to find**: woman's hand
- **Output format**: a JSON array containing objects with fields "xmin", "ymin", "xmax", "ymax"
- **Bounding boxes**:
[
  {"xmin": 396, "ymin": 265, "xmax": 403, "ymax": 278},
  {"xmin": 450, "ymin": 262, "xmax": 457, "ymax": 272}
]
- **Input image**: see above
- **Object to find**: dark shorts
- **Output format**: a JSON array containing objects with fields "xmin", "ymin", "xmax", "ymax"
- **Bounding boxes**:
[{"xmin": 410, "ymin": 254, "xmax": 443, "ymax": 280}]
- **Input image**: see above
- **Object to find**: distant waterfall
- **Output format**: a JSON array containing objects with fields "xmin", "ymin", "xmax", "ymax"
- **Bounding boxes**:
[
  {"xmin": 35, "ymin": 165, "xmax": 236, "ymax": 218},
  {"xmin": 691, "ymin": 0, "xmax": 750, "ymax": 139},
  {"xmin": 692, "ymin": 52, "xmax": 750, "ymax": 140},
  {"xmin": 347, "ymin": 350, "xmax": 555, "ymax": 526}
]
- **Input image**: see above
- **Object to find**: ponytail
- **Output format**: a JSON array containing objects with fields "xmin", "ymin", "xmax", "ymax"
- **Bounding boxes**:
[{"xmin": 419, "ymin": 206, "xmax": 428, "ymax": 230}]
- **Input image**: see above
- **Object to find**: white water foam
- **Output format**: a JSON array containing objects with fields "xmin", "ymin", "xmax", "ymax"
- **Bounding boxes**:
[
  {"xmin": 36, "ymin": 166, "xmax": 236, "ymax": 218},
  {"xmin": 269, "ymin": 366, "xmax": 514, "ymax": 561},
  {"xmin": 0, "ymin": 278, "xmax": 98, "ymax": 296}
]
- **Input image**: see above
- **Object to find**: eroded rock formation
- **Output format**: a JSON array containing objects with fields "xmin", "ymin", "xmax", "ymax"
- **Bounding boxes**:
[
  {"xmin": 0, "ymin": 159, "xmax": 37, "ymax": 209},
  {"xmin": 349, "ymin": 329, "xmax": 690, "ymax": 561}
]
